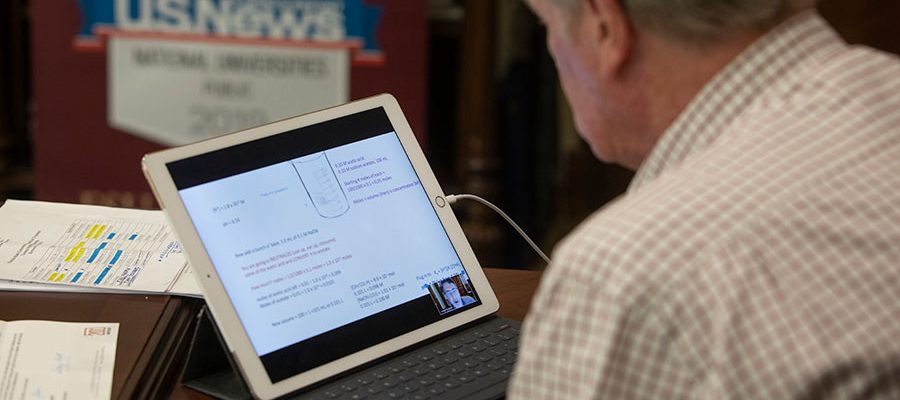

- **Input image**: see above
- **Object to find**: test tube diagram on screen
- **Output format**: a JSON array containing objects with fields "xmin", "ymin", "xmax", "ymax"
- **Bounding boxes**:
[{"xmin": 292, "ymin": 152, "xmax": 350, "ymax": 218}]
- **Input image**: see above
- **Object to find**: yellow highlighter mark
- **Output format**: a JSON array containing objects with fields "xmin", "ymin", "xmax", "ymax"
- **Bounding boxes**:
[
  {"xmin": 55, "ymin": 274, "xmax": 65, "ymax": 282},
  {"xmin": 64, "ymin": 242, "xmax": 85, "ymax": 262},
  {"xmin": 85, "ymin": 224, "xmax": 99, "ymax": 239},
  {"xmin": 48, "ymin": 272, "xmax": 58, "ymax": 281},
  {"xmin": 93, "ymin": 225, "xmax": 107, "ymax": 239},
  {"xmin": 72, "ymin": 248, "xmax": 86, "ymax": 262}
]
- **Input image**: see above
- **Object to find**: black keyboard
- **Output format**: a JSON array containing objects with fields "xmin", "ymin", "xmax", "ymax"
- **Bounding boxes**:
[{"xmin": 301, "ymin": 318, "xmax": 520, "ymax": 400}]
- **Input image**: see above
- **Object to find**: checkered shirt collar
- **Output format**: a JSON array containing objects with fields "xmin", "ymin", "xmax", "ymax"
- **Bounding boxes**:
[{"xmin": 628, "ymin": 12, "xmax": 846, "ymax": 192}]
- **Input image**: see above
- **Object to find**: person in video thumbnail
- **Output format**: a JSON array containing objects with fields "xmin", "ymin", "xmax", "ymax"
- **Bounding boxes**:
[{"xmin": 440, "ymin": 278, "xmax": 475, "ymax": 310}]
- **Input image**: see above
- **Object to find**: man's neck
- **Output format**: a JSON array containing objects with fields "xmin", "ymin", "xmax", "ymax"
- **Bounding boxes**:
[{"xmin": 624, "ymin": 30, "xmax": 762, "ymax": 169}]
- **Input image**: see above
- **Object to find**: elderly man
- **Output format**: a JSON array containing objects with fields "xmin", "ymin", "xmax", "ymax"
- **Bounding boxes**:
[{"xmin": 512, "ymin": 0, "xmax": 900, "ymax": 399}]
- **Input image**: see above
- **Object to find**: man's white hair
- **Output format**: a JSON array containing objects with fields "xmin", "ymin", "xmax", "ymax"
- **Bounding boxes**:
[{"xmin": 554, "ymin": 0, "xmax": 817, "ymax": 43}]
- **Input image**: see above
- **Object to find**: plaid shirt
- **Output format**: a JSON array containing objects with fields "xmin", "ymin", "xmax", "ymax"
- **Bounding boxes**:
[{"xmin": 510, "ymin": 12, "xmax": 900, "ymax": 399}]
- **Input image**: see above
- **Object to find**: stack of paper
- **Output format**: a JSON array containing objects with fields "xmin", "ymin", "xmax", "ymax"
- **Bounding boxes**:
[{"xmin": 0, "ymin": 200, "xmax": 201, "ymax": 297}]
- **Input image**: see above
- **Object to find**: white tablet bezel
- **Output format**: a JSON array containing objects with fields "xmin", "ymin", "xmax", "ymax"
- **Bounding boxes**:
[{"xmin": 142, "ymin": 94, "xmax": 500, "ymax": 399}]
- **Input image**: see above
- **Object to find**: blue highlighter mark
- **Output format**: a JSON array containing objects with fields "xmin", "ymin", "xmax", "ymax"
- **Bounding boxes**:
[{"xmin": 94, "ymin": 267, "xmax": 111, "ymax": 285}]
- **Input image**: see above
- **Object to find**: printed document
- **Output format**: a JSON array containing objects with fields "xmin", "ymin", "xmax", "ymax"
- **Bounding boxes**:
[
  {"xmin": 0, "ymin": 320, "xmax": 118, "ymax": 400},
  {"xmin": 0, "ymin": 200, "xmax": 200, "ymax": 296}
]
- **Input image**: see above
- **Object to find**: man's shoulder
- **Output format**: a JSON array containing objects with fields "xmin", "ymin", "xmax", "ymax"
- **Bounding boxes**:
[
  {"xmin": 552, "ymin": 43, "xmax": 900, "ymax": 303},
  {"xmin": 553, "ymin": 170, "xmax": 761, "ymax": 299},
  {"xmin": 558, "ymin": 111, "xmax": 900, "ymax": 302}
]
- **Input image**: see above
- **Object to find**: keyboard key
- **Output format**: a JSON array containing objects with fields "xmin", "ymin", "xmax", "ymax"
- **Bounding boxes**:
[
  {"xmin": 347, "ymin": 392, "xmax": 368, "ymax": 400},
  {"xmin": 401, "ymin": 359, "xmax": 418, "ymax": 368},
  {"xmin": 372, "ymin": 371, "xmax": 389, "ymax": 380},
  {"xmin": 432, "ymin": 348, "xmax": 448, "ymax": 355},
  {"xmin": 448, "ymin": 365, "xmax": 466, "ymax": 375},
  {"xmin": 442, "ymin": 381, "xmax": 460, "ymax": 390},
  {"xmin": 433, "ymin": 372, "xmax": 450, "ymax": 381},
  {"xmin": 427, "ymin": 386, "xmax": 445, "ymax": 395},
  {"xmin": 401, "ymin": 383, "xmax": 419, "ymax": 392},
  {"xmin": 339, "ymin": 383, "xmax": 357, "ymax": 392},
  {"xmin": 441, "ymin": 355, "xmax": 458, "ymax": 364},
  {"xmin": 366, "ymin": 386, "xmax": 383, "ymax": 394},
  {"xmin": 417, "ymin": 378, "xmax": 434, "ymax": 387},
  {"xmin": 381, "ymin": 380, "xmax": 398, "ymax": 388},
  {"xmin": 385, "ymin": 390, "xmax": 405, "ymax": 398},
  {"xmin": 476, "ymin": 354, "xmax": 494, "ymax": 363},
  {"xmin": 387, "ymin": 365, "xmax": 404, "ymax": 374}
]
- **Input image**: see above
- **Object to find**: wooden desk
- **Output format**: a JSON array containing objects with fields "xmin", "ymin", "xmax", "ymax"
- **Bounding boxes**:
[
  {"xmin": 0, "ymin": 292, "xmax": 201, "ymax": 399},
  {"xmin": 482, "ymin": 267, "xmax": 543, "ymax": 321},
  {"xmin": 170, "ymin": 267, "xmax": 543, "ymax": 399}
]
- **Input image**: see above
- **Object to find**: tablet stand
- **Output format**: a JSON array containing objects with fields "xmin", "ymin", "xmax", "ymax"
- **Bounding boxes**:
[{"xmin": 182, "ymin": 306, "xmax": 253, "ymax": 400}]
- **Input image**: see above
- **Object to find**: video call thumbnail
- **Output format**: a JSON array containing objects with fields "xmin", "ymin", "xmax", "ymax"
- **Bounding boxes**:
[{"xmin": 427, "ymin": 272, "xmax": 477, "ymax": 315}]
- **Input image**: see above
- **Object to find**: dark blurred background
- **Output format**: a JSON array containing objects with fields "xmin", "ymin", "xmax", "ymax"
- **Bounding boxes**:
[{"xmin": 2, "ymin": 0, "xmax": 899, "ymax": 270}]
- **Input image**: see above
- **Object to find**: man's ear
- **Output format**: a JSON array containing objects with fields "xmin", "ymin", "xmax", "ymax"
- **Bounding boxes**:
[{"xmin": 589, "ymin": 0, "xmax": 634, "ymax": 77}]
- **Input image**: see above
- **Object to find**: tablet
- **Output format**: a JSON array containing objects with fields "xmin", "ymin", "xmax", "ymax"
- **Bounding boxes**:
[{"xmin": 142, "ymin": 94, "xmax": 500, "ymax": 399}]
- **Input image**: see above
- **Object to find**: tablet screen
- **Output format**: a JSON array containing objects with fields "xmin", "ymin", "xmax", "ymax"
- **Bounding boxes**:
[{"xmin": 166, "ymin": 108, "xmax": 481, "ymax": 382}]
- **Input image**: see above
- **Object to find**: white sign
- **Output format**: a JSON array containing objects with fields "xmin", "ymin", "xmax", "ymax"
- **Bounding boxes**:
[{"xmin": 109, "ymin": 36, "xmax": 349, "ymax": 145}]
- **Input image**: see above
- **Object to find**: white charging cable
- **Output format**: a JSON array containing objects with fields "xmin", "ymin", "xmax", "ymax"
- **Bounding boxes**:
[{"xmin": 445, "ymin": 194, "xmax": 552, "ymax": 265}]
